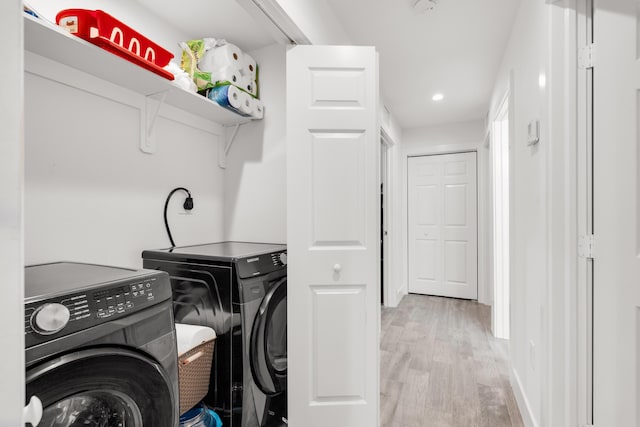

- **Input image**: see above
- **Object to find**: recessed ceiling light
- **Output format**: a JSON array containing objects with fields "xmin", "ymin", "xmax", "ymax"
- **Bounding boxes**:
[{"xmin": 432, "ymin": 93, "xmax": 444, "ymax": 102}]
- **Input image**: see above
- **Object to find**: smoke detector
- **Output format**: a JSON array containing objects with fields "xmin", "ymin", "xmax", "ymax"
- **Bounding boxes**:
[{"xmin": 413, "ymin": 0, "xmax": 438, "ymax": 13}]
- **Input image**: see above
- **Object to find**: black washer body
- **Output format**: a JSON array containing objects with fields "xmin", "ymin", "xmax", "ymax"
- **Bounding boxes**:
[
  {"xmin": 142, "ymin": 241, "xmax": 288, "ymax": 427},
  {"xmin": 25, "ymin": 262, "xmax": 179, "ymax": 427}
]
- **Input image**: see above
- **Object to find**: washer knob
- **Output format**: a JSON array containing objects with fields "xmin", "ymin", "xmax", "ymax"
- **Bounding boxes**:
[
  {"xmin": 32, "ymin": 303, "xmax": 70, "ymax": 335},
  {"xmin": 279, "ymin": 253, "xmax": 288, "ymax": 265}
]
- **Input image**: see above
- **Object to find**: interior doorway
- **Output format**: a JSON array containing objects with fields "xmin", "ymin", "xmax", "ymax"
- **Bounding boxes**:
[
  {"xmin": 491, "ymin": 93, "xmax": 510, "ymax": 339},
  {"xmin": 380, "ymin": 137, "xmax": 390, "ymax": 305}
]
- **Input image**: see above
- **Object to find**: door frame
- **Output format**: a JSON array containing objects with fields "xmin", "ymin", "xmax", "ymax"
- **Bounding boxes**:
[
  {"xmin": 574, "ymin": 1, "xmax": 593, "ymax": 425},
  {"xmin": 543, "ymin": 1, "xmax": 584, "ymax": 425},
  {"xmin": 402, "ymin": 146, "xmax": 484, "ymax": 302},
  {"xmin": 0, "ymin": 0, "xmax": 24, "ymax": 424},
  {"xmin": 590, "ymin": 0, "xmax": 639, "ymax": 425},
  {"xmin": 380, "ymin": 128, "xmax": 397, "ymax": 307},
  {"xmin": 490, "ymin": 88, "xmax": 511, "ymax": 340}
]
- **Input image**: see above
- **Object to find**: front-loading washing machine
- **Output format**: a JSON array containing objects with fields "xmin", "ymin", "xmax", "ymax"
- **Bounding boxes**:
[
  {"xmin": 24, "ymin": 262, "xmax": 179, "ymax": 427},
  {"xmin": 142, "ymin": 242, "xmax": 287, "ymax": 427}
]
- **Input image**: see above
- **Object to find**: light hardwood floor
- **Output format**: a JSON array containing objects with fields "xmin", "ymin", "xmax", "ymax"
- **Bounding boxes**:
[{"xmin": 381, "ymin": 294, "xmax": 524, "ymax": 427}]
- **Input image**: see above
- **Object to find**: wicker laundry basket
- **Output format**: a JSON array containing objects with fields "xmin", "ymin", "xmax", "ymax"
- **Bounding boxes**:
[{"xmin": 176, "ymin": 324, "xmax": 217, "ymax": 415}]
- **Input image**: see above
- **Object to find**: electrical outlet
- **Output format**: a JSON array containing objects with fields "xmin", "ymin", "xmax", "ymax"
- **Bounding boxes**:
[{"xmin": 529, "ymin": 340, "xmax": 536, "ymax": 371}]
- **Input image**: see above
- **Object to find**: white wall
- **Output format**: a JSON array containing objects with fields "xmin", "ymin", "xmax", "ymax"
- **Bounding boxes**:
[
  {"xmin": 24, "ymin": 1, "xmax": 226, "ymax": 270},
  {"xmin": 24, "ymin": 69, "xmax": 226, "ymax": 268},
  {"xmin": 491, "ymin": 9, "xmax": 545, "ymax": 427},
  {"xmin": 224, "ymin": 43, "xmax": 287, "ymax": 243},
  {"xmin": 402, "ymin": 120, "xmax": 486, "ymax": 152},
  {"xmin": 487, "ymin": 0, "xmax": 553, "ymax": 425},
  {"xmin": 398, "ymin": 120, "xmax": 488, "ymax": 304},
  {"xmin": 0, "ymin": 0, "xmax": 24, "ymax": 424}
]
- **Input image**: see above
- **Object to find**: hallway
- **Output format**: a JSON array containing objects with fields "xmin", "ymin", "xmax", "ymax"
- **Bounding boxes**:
[{"xmin": 381, "ymin": 295, "xmax": 524, "ymax": 427}]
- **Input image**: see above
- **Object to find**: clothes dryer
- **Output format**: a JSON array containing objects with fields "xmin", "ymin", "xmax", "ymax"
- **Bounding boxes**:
[{"xmin": 143, "ymin": 242, "xmax": 287, "ymax": 427}]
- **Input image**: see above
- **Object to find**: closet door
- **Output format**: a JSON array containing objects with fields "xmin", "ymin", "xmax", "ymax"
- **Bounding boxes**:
[
  {"xmin": 287, "ymin": 45, "xmax": 379, "ymax": 427},
  {"xmin": 407, "ymin": 152, "xmax": 478, "ymax": 300}
]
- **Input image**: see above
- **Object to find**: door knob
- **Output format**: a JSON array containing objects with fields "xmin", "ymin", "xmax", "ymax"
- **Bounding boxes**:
[{"xmin": 333, "ymin": 264, "xmax": 342, "ymax": 272}]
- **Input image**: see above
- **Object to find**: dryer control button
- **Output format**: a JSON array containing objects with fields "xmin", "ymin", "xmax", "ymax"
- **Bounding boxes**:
[
  {"xmin": 32, "ymin": 303, "xmax": 70, "ymax": 335},
  {"xmin": 279, "ymin": 253, "xmax": 287, "ymax": 265}
]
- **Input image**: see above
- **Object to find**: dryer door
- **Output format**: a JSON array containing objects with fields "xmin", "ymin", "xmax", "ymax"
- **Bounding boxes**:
[
  {"xmin": 26, "ymin": 348, "xmax": 175, "ymax": 427},
  {"xmin": 250, "ymin": 277, "xmax": 287, "ymax": 396}
]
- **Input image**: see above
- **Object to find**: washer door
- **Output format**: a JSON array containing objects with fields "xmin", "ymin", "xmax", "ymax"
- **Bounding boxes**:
[
  {"xmin": 26, "ymin": 348, "xmax": 175, "ymax": 427},
  {"xmin": 250, "ymin": 278, "xmax": 287, "ymax": 396}
]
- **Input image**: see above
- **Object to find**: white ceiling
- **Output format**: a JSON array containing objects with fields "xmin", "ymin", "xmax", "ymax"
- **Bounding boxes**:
[
  {"xmin": 325, "ymin": 0, "xmax": 521, "ymax": 129},
  {"xmin": 135, "ymin": 0, "xmax": 276, "ymax": 53},
  {"xmin": 136, "ymin": 0, "xmax": 520, "ymax": 130}
]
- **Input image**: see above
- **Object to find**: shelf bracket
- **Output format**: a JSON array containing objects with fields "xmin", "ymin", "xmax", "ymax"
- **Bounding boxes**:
[
  {"xmin": 218, "ymin": 123, "xmax": 241, "ymax": 169},
  {"xmin": 141, "ymin": 91, "xmax": 168, "ymax": 154}
]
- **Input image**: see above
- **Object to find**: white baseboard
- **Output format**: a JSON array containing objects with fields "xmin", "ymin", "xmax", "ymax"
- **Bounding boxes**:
[
  {"xmin": 395, "ymin": 285, "xmax": 407, "ymax": 305},
  {"xmin": 477, "ymin": 293, "xmax": 492, "ymax": 306},
  {"xmin": 510, "ymin": 368, "xmax": 538, "ymax": 427}
]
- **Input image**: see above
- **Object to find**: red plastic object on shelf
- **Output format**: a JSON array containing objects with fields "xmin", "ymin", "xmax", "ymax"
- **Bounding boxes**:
[{"xmin": 56, "ymin": 9, "xmax": 174, "ymax": 81}]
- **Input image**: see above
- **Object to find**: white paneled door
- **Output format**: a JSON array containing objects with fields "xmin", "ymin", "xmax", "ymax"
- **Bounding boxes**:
[
  {"xmin": 287, "ymin": 45, "xmax": 379, "ymax": 427},
  {"xmin": 408, "ymin": 152, "xmax": 478, "ymax": 300}
]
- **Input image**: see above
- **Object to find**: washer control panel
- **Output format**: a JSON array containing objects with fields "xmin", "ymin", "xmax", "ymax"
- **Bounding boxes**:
[
  {"xmin": 25, "ymin": 273, "xmax": 169, "ymax": 348},
  {"xmin": 93, "ymin": 279, "xmax": 157, "ymax": 320},
  {"xmin": 25, "ymin": 293, "xmax": 90, "ymax": 339},
  {"xmin": 237, "ymin": 250, "xmax": 287, "ymax": 279}
]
